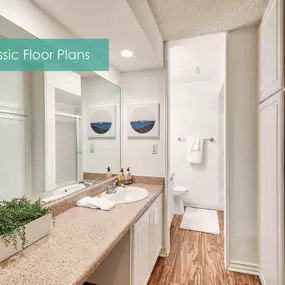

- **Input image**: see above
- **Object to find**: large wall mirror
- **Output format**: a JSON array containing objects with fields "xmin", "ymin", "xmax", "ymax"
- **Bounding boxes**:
[
  {"xmin": 82, "ymin": 74, "xmax": 121, "ymax": 179},
  {"xmin": 0, "ymin": 17, "xmax": 36, "ymax": 201},
  {"xmin": 0, "ymin": 16, "xmax": 121, "ymax": 202}
]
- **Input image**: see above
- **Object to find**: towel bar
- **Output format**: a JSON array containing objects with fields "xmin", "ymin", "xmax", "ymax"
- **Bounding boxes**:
[{"xmin": 178, "ymin": 137, "xmax": 214, "ymax": 142}]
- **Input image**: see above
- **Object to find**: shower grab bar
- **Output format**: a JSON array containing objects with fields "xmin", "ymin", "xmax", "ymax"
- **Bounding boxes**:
[
  {"xmin": 178, "ymin": 137, "xmax": 214, "ymax": 142},
  {"xmin": 169, "ymin": 173, "xmax": 175, "ymax": 182}
]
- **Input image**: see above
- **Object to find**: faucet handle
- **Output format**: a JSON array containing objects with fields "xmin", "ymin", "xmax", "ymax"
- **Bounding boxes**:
[
  {"xmin": 105, "ymin": 184, "xmax": 112, "ymax": 190},
  {"xmin": 92, "ymin": 178, "xmax": 99, "ymax": 184}
]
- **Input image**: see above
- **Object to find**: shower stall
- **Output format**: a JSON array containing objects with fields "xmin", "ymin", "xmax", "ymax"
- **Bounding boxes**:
[{"xmin": 55, "ymin": 112, "xmax": 83, "ymax": 189}]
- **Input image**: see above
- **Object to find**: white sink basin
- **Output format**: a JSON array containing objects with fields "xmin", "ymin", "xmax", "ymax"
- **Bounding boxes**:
[{"xmin": 101, "ymin": 186, "xmax": 149, "ymax": 204}]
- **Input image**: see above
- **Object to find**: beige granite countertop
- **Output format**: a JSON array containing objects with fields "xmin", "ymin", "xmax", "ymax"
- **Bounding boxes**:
[{"xmin": 0, "ymin": 183, "xmax": 163, "ymax": 285}]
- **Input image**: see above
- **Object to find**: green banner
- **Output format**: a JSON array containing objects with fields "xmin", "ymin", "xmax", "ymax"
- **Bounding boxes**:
[{"xmin": 0, "ymin": 39, "xmax": 109, "ymax": 71}]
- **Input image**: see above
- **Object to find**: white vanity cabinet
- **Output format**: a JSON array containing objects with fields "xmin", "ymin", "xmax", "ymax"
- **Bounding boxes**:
[
  {"xmin": 132, "ymin": 207, "xmax": 151, "ymax": 285},
  {"xmin": 258, "ymin": 0, "xmax": 284, "ymax": 102},
  {"xmin": 150, "ymin": 194, "xmax": 163, "ymax": 269},
  {"xmin": 258, "ymin": 91, "xmax": 284, "ymax": 285},
  {"xmin": 132, "ymin": 194, "xmax": 163, "ymax": 285}
]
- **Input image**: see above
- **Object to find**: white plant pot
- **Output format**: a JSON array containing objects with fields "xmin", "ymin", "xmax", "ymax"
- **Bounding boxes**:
[{"xmin": 0, "ymin": 213, "xmax": 52, "ymax": 262}]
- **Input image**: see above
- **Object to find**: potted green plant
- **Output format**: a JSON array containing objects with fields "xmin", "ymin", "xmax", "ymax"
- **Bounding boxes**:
[{"xmin": 0, "ymin": 198, "xmax": 53, "ymax": 262}]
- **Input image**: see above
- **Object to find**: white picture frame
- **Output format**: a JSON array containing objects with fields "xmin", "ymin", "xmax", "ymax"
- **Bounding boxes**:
[
  {"xmin": 88, "ymin": 105, "xmax": 116, "ymax": 138},
  {"xmin": 127, "ymin": 103, "xmax": 159, "ymax": 138}
]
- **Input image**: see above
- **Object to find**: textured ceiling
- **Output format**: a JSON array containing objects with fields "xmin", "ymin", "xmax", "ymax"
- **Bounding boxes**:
[{"xmin": 147, "ymin": 0, "xmax": 269, "ymax": 41}]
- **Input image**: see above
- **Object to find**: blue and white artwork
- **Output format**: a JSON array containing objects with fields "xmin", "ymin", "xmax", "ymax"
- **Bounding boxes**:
[
  {"xmin": 89, "ymin": 106, "xmax": 116, "ymax": 138},
  {"xmin": 127, "ymin": 103, "xmax": 159, "ymax": 138}
]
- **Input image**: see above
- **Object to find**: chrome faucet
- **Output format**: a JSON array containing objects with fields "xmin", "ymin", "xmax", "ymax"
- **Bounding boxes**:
[
  {"xmin": 105, "ymin": 180, "xmax": 124, "ymax": 194},
  {"xmin": 79, "ymin": 178, "xmax": 99, "ymax": 187}
]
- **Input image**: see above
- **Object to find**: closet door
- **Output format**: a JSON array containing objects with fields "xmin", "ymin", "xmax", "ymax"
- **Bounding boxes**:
[
  {"xmin": 259, "ymin": 0, "xmax": 284, "ymax": 102},
  {"xmin": 259, "ymin": 91, "xmax": 284, "ymax": 285},
  {"xmin": 0, "ymin": 72, "xmax": 29, "ymax": 200},
  {"xmin": 0, "ymin": 113, "xmax": 28, "ymax": 200}
]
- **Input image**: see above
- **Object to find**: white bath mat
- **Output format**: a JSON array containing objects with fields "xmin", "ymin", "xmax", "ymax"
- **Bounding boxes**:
[{"xmin": 180, "ymin": 207, "xmax": 220, "ymax": 235}]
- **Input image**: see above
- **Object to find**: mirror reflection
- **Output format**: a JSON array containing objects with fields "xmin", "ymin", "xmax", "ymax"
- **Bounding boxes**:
[
  {"xmin": 0, "ymin": 69, "xmax": 121, "ymax": 202},
  {"xmin": 0, "ymin": 18, "xmax": 121, "ymax": 203},
  {"xmin": 82, "ymin": 74, "xmax": 121, "ymax": 179},
  {"xmin": 55, "ymin": 88, "xmax": 82, "ymax": 189}
]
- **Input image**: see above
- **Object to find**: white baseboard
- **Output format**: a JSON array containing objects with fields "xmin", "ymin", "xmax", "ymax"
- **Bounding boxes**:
[
  {"xmin": 259, "ymin": 272, "xmax": 266, "ymax": 285},
  {"xmin": 183, "ymin": 202, "xmax": 224, "ymax": 211},
  {"xmin": 159, "ymin": 247, "xmax": 169, "ymax": 257},
  {"xmin": 228, "ymin": 260, "xmax": 259, "ymax": 276}
]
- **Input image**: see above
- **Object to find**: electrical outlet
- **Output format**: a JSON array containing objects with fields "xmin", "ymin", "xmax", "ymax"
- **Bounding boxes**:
[{"xmin": 152, "ymin": 144, "xmax": 158, "ymax": 154}]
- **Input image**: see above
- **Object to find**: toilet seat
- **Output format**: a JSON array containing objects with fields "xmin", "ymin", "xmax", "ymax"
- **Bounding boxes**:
[
  {"xmin": 174, "ymin": 186, "xmax": 188, "ymax": 196},
  {"xmin": 174, "ymin": 186, "xmax": 188, "ymax": 192},
  {"xmin": 173, "ymin": 186, "xmax": 188, "ymax": 215}
]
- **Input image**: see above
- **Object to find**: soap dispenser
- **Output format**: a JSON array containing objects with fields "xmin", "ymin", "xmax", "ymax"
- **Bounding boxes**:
[
  {"xmin": 106, "ymin": 166, "xmax": 112, "ymax": 179},
  {"xmin": 125, "ymin": 167, "xmax": 133, "ymax": 185},
  {"xmin": 118, "ymin": 168, "xmax": 125, "ymax": 185}
]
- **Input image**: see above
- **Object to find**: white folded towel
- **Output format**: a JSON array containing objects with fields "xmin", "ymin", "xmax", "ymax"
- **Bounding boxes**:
[
  {"xmin": 76, "ymin": 196, "xmax": 116, "ymax": 211},
  {"xmin": 187, "ymin": 136, "xmax": 204, "ymax": 164}
]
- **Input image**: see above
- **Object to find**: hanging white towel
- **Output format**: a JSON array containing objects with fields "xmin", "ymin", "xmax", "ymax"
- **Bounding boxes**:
[
  {"xmin": 76, "ymin": 196, "xmax": 116, "ymax": 211},
  {"xmin": 187, "ymin": 136, "xmax": 204, "ymax": 163}
]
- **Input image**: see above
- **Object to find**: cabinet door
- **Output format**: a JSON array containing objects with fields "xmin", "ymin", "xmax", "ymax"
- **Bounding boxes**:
[
  {"xmin": 150, "ymin": 194, "xmax": 163, "ymax": 270},
  {"xmin": 132, "ymin": 208, "xmax": 151, "ymax": 285},
  {"xmin": 259, "ymin": 0, "xmax": 284, "ymax": 101},
  {"xmin": 0, "ymin": 113, "xmax": 28, "ymax": 200},
  {"xmin": 0, "ymin": 72, "xmax": 26, "ymax": 114},
  {"xmin": 259, "ymin": 92, "xmax": 284, "ymax": 285}
]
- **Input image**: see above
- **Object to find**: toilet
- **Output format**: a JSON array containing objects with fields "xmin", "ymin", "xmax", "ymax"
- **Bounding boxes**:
[{"xmin": 173, "ymin": 186, "xmax": 188, "ymax": 215}]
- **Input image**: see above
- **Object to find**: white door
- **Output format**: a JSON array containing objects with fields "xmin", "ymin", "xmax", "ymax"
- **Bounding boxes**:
[
  {"xmin": 259, "ymin": 0, "xmax": 284, "ymax": 102},
  {"xmin": 0, "ymin": 72, "xmax": 29, "ymax": 200},
  {"xmin": 0, "ymin": 113, "xmax": 28, "ymax": 200},
  {"xmin": 150, "ymin": 194, "xmax": 163, "ymax": 269},
  {"xmin": 132, "ymin": 208, "xmax": 151, "ymax": 285},
  {"xmin": 259, "ymin": 91, "xmax": 284, "ymax": 285}
]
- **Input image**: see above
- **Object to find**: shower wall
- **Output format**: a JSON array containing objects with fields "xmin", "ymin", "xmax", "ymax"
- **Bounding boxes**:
[{"xmin": 55, "ymin": 115, "xmax": 78, "ymax": 188}]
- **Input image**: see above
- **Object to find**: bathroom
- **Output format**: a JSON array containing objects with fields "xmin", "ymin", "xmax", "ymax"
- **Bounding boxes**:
[{"xmin": 0, "ymin": 1, "xmax": 283, "ymax": 285}]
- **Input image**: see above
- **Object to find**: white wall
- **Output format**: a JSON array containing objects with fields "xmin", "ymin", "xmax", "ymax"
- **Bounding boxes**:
[
  {"xmin": 167, "ymin": 33, "xmax": 225, "ymax": 210},
  {"xmin": 55, "ymin": 102, "xmax": 81, "ymax": 115},
  {"xmin": 31, "ymin": 72, "xmax": 45, "ymax": 195},
  {"xmin": 226, "ymin": 26, "xmax": 258, "ymax": 269},
  {"xmin": 83, "ymin": 76, "xmax": 121, "ymax": 174},
  {"xmin": 218, "ymin": 84, "xmax": 225, "ymax": 209},
  {"xmin": 121, "ymin": 69, "xmax": 165, "ymax": 177}
]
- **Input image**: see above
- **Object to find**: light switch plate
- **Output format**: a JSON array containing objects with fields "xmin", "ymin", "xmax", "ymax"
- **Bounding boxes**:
[
  {"xmin": 90, "ymin": 143, "xmax": 95, "ymax": 153},
  {"xmin": 152, "ymin": 144, "xmax": 158, "ymax": 154}
]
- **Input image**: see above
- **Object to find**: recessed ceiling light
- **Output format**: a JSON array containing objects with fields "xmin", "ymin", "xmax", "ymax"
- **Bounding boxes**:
[{"xmin": 121, "ymin": 50, "xmax": 133, "ymax": 58}]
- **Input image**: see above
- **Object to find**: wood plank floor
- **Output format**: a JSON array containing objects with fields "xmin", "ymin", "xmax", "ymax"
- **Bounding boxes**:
[{"xmin": 148, "ymin": 212, "xmax": 261, "ymax": 285}]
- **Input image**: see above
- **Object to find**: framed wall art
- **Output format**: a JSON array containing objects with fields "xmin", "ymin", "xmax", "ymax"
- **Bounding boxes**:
[
  {"xmin": 127, "ymin": 103, "xmax": 159, "ymax": 138},
  {"xmin": 88, "ymin": 106, "xmax": 116, "ymax": 138}
]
